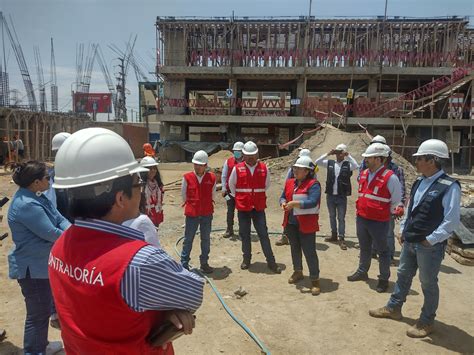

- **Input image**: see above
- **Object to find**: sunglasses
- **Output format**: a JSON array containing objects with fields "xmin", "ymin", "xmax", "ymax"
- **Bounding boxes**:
[{"xmin": 132, "ymin": 176, "xmax": 146, "ymax": 189}]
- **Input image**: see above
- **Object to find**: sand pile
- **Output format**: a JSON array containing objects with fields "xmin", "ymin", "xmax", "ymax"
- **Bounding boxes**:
[{"xmin": 208, "ymin": 149, "xmax": 233, "ymax": 170}]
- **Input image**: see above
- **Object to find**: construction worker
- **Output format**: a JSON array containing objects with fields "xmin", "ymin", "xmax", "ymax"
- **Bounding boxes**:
[
  {"xmin": 49, "ymin": 128, "xmax": 204, "ymax": 354},
  {"xmin": 143, "ymin": 142, "xmax": 156, "ymax": 157},
  {"xmin": 348, "ymin": 143, "xmax": 402, "ymax": 293},
  {"xmin": 44, "ymin": 132, "xmax": 73, "ymax": 223},
  {"xmin": 370, "ymin": 139, "xmax": 461, "ymax": 338},
  {"xmin": 276, "ymin": 148, "xmax": 315, "ymax": 246},
  {"xmin": 221, "ymin": 141, "xmax": 244, "ymax": 238},
  {"xmin": 181, "ymin": 150, "xmax": 216, "ymax": 274},
  {"xmin": 228, "ymin": 141, "xmax": 281, "ymax": 273},
  {"xmin": 141, "ymin": 156, "xmax": 165, "ymax": 227},
  {"xmin": 315, "ymin": 143, "xmax": 358, "ymax": 250},
  {"xmin": 280, "ymin": 156, "xmax": 322, "ymax": 295}
]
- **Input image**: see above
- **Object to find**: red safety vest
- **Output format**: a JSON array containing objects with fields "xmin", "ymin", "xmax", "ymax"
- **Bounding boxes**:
[
  {"xmin": 184, "ymin": 171, "xmax": 215, "ymax": 217},
  {"xmin": 356, "ymin": 167, "xmax": 394, "ymax": 222},
  {"xmin": 282, "ymin": 178, "xmax": 320, "ymax": 234},
  {"xmin": 225, "ymin": 157, "xmax": 238, "ymax": 192},
  {"xmin": 234, "ymin": 161, "xmax": 267, "ymax": 212},
  {"xmin": 48, "ymin": 225, "xmax": 173, "ymax": 355}
]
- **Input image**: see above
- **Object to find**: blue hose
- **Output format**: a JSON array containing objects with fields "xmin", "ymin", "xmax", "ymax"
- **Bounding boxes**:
[{"xmin": 174, "ymin": 232, "xmax": 271, "ymax": 355}]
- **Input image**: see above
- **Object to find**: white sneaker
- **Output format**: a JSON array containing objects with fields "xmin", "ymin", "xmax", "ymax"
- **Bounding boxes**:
[{"xmin": 46, "ymin": 341, "xmax": 64, "ymax": 355}]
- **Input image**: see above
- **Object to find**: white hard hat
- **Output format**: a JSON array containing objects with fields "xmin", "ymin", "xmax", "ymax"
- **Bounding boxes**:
[
  {"xmin": 335, "ymin": 144, "xmax": 347, "ymax": 152},
  {"xmin": 52, "ymin": 132, "xmax": 71, "ymax": 151},
  {"xmin": 298, "ymin": 148, "xmax": 311, "ymax": 157},
  {"xmin": 371, "ymin": 135, "xmax": 387, "ymax": 144},
  {"xmin": 53, "ymin": 128, "xmax": 148, "ymax": 189},
  {"xmin": 232, "ymin": 141, "xmax": 244, "ymax": 151},
  {"xmin": 242, "ymin": 141, "xmax": 258, "ymax": 155},
  {"xmin": 293, "ymin": 156, "xmax": 314, "ymax": 169},
  {"xmin": 192, "ymin": 150, "xmax": 208, "ymax": 165},
  {"xmin": 413, "ymin": 139, "xmax": 449, "ymax": 159},
  {"xmin": 140, "ymin": 156, "xmax": 159, "ymax": 167},
  {"xmin": 362, "ymin": 142, "xmax": 390, "ymax": 158}
]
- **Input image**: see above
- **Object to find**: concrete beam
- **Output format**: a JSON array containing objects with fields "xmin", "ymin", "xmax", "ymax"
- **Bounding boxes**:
[
  {"xmin": 156, "ymin": 114, "xmax": 317, "ymax": 125},
  {"xmin": 347, "ymin": 117, "xmax": 474, "ymax": 128}
]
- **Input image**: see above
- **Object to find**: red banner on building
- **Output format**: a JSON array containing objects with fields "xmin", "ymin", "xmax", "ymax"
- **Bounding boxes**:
[{"xmin": 73, "ymin": 93, "xmax": 112, "ymax": 113}]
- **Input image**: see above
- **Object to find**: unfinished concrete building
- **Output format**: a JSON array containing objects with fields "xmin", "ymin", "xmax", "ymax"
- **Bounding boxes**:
[{"xmin": 155, "ymin": 16, "xmax": 473, "ymax": 169}]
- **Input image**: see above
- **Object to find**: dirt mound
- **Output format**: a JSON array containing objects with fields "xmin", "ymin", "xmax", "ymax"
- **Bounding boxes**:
[{"xmin": 208, "ymin": 149, "xmax": 233, "ymax": 169}]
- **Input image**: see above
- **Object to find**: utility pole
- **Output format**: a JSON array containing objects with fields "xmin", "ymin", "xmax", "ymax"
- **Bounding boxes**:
[{"xmin": 115, "ymin": 57, "xmax": 127, "ymax": 121}]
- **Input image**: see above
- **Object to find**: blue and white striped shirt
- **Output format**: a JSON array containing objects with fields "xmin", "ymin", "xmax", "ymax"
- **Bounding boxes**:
[{"xmin": 75, "ymin": 219, "xmax": 205, "ymax": 313}]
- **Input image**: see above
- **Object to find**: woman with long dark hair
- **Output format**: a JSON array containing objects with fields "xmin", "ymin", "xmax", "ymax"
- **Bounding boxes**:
[
  {"xmin": 8, "ymin": 160, "xmax": 70, "ymax": 353},
  {"xmin": 140, "ymin": 156, "xmax": 164, "ymax": 227}
]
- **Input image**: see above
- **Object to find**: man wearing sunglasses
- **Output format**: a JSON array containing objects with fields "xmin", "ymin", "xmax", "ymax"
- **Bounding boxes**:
[
  {"xmin": 370, "ymin": 139, "xmax": 461, "ymax": 338},
  {"xmin": 49, "ymin": 128, "xmax": 204, "ymax": 354}
]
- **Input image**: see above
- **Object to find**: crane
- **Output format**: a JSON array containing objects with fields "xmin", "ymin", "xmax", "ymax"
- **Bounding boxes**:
[
  {"xmin": 50, "ymin": 38, "xmax": 58, "ymax": 111},
  {"xmin": 0, "ymin": 12, "xmax": 36, "ymax": 110},
  {"xmin": 33, "ymin": 46, "xmax": 47, "ymax": 111}
]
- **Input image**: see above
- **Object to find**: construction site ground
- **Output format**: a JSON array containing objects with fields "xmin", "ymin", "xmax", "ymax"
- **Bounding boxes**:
[{"xmin": 0, "ymin": 126, "xmax": 473, "ymax": 354}]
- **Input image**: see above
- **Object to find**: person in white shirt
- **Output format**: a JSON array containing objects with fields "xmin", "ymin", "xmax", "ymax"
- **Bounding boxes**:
[{"xmin": 315, "ymin": 144, "xmax": 358, "ymax": 250}]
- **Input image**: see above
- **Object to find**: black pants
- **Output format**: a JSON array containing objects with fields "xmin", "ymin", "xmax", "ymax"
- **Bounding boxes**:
[
  {"xmin": 238, "ymin": 209, "xmax": 275, "ymax": 263},
  {"xmin": 286, "ymin": 224, "xmax": 320, "ymax": 280},
  {"xmin": 226, "ymin": 195, "xmax": 236, "ymax": 231}
]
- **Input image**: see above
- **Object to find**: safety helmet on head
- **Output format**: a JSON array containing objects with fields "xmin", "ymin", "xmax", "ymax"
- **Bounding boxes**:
[
  {"xmin": 413, "ymin": 139, "xmax": 449, "ymax": 159},
  {"xmin": 371, "ymin": 135, "xmax": 386, "ymax": 144},
  {"xmin": 334, "ymin": 144, "xmax": 347, "ymax": 152},
  {"xmin": 53, "ymin": 128, "xmax": 148, "ymax": 189},
  {"xmin": 298, "ymin": 148, "xmax": 311, "ymax": 158},
  {"xmin": 242, "ymin": 141, "xmax": 258, "ymax": 155},
  {"xmin": 232, "ymin": 141, "xmax": 244, "ymax": 151},
  {"xmin": 362, "ymin": 142, "xmax": 390, "ymax": 158},
  {"xmin": 140, "ymin": 156, "xmax": 159, "ymax": 167},
  {"xmin": 293, "ymin": 156, "xmax": 314, "ymax": 169},
  {"xmin": 52, "ymin": 132, "xmax": 71, "ymax": 151},
  {"xmin": 192, "ymin": 150, "xmax": 208, "ymax": 165}
]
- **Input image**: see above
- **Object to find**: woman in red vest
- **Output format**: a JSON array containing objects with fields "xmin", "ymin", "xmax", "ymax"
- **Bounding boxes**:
[
  {"xmin": 180, "ymin": 150, "xmax": 216, "ymax": 274},
  {"xmin": 280, "ymin": 156, "xmax": 322, "ymax": 296},
  {"xmin": 141, "ymin": 156, "xmax": 165, "ymax": 227}
]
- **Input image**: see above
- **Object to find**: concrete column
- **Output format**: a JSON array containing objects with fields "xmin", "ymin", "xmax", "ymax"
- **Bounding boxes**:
[
  {"xmin": 295, "ymin": 78, "xmax": 307, "ymax": 116},
  {"xmin": 228, "ymin": 79, "xmax": 238, "ymax": 115},
  {"xmin": 163, "ymin": 79, "xmax": 186, "ymax": 115},
  {"xmin": 368, "ymin": 78, "xmax": 378, "ymax": 100},
  {"xmin": 165, "ymin": 31, "xmax": 186, "ymax": 66}
]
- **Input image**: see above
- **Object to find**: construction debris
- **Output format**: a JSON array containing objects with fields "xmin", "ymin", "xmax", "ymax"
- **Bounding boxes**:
[{"xmin": 234, "ymin": 286, "xmax": 248, "ymax": 299}]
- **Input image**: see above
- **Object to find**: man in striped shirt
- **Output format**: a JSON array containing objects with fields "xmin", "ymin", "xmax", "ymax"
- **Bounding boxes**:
[{"xmin": 49, "ymin": 128, "xmax": 204, "ymax": 354}]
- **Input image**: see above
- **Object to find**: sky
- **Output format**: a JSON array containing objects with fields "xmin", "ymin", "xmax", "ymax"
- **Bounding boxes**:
[{"xmin": 0, "ymin": 0, "xmax": 472, "ymax": 121}]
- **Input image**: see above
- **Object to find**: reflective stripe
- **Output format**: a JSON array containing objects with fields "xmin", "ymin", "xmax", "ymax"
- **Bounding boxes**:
[
  {"xmin": 438, "ymin": 178, "xmax": 454, "ymax": 186},
  {"xmin": 373, "ymin": 186, "xmax": 379, "ymax": 194},
  {"xmin": 294, "ymin": 206, "xmax": 319, "ymax": 216},
  {"xmin": 363, "ymin": 193, "xmax": 391, "ymax": 203},
  {"xmin": 235, "ymin": 188, "xmax": 266, "ymax": 193},
  {"xmin": 381, "ymin": 169, "xmax": 390, "ymax": 177}
]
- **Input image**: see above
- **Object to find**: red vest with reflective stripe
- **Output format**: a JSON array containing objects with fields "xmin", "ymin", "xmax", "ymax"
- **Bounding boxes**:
[
  {"xmin": 356, "ymin": 167, "xmax": 393, "ymax": 222},
  {"xmin": 48, "ymin": 225, "xmax": 173, "ymax": 355},
  {"xmin": 225, "ymin": 157, "xmax": 238, "ymax": 192},
  {"xmin": 282, "ymin": 178, "xmax": 320, "ymax": 234},
  {"xmin": 184, "ymin": 171, "xmax": 215, "ymax": 217},
  {"xmin": 234, "ymin": 161, "xmax": 267, "ymax": 212}
]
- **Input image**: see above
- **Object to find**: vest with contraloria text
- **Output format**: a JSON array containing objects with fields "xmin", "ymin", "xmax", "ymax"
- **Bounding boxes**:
[
  {"xmin": 183, "ymin": 172, "xmax": 215, "ymax": 217},
  {"xmin": 282, "ymin": 178, "xmax": 320, "ymax": 234},
  {"xmin": 356, "ymin": 167, "xmax": 393, "ymax": 222},
  {"xmin": 48, "ymin": 225, "xmax": 173, "ymax": 355},
  {"xmin": 225, "ymin": 157, "xmax": 238, "ymax": 192},
  {"xmin": 234, "ymin": 161, "xmax": 267, "ymax": 212}
]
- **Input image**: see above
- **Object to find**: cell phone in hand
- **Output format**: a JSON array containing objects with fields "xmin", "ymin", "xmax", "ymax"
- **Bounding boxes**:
[
  {"xmin": 0, "ymin": 197, "xmax": 9, "ymax": 208},
  {"xmin": 147, "ymin": 321, "xmax": 184, "ymax": 348}
]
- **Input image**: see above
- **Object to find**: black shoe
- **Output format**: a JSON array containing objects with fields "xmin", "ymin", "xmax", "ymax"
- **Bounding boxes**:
[
  {"xmin": 267, "ymin": 262, "xmax": 282, "ymax": 274},
  {"xmin": 200, "ymin": 263, "xmax": 214, "ymax": 274},
  {"xmin": 240, "ymin": 259, "xmax": 251, "ymax": 270},
  {"xmin": 223, "ymin": 229, "xmax": 234, "ymax": 238},
  {"xmin": 376, "ymin": 279, "xmax": 389, "ymax": 293},
  {"xmin": 347, "ymin": 271, "xmax": 369, "ymax": 282}
]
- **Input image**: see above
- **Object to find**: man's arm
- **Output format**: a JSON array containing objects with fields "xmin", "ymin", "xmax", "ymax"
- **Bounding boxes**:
[
  {"xmin": 181, "ymin": 177, "xmax": 187, "ymax": 204},
  {"xmin": 387, "ymin": 174, "xmax": 402, "ymax": 211},
  {"xmin": 345, "ymin": 154, "xmax": 359, "ymax": 171},
  {"xmin": 314, "ymin": 153, "xmax": 329, "ymax": 168},
  {"xmin": 265, "ymin": 166, "xmax": 271, "ymax": 190},
  {"xmin": 121, "ymin": 246, "xmax": 205, "ymax": 312},
  {"xmin": 228, "ymin": 167, "xmax": 237, "ymax": 196},
  {"xmin": 425, "ymin": 183, "xmax": 461, "ymax": 245},
  {"xmin": 221, "ymin": 160, "xmax": 228, "ymax": 193}
]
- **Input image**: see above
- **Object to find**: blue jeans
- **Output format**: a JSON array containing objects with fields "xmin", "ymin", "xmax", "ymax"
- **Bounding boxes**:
[
  {"xmin": 17, "ymin": 273, "xmax": 52, "ymax": 354},
  {"xmin": 181, "ymin": 215, "xmax": 212, "ymax": 267},
  {"xmin": 387, "ymin": 241, "xmax": 445, "ymax": 325},
  {"xmin": 238, "ymin": 209, "xmax": 275, "ymax": 263},
  {"xmin": 387, "ymin": 216, "xmax": 396, "ymax": 259},
  {"xmin": 326, "ymin": 194, "xmax": 347, "ymax": 238},
  {"xmin": 356, "ymin": 216, "xmax": 391, "ymax": 281},
  {"xmin": 286, "ymin": 224, "xmax": 320, "ymax": 280}
]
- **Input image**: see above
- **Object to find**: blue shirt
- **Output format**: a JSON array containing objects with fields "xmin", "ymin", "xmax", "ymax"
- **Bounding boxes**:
[
  {"xmin": 8, "ymin": 188, "xmax": 71, "ymax": 279},
  {"xmin": 74, "ymin": 219, "xmax": 205, "ymax": 313},
  {"xmin": 400, "ymin": 170, "xmax": 461, "ymax": 245},
  {"xmin": 280, "ymin": 179, "xmax": 321, "ymax": 226}
]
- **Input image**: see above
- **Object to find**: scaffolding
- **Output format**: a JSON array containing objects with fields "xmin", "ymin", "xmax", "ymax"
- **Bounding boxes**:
[{"xmin": 156, "ymin": 16, "xmax": 473, "ymax": 68}]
